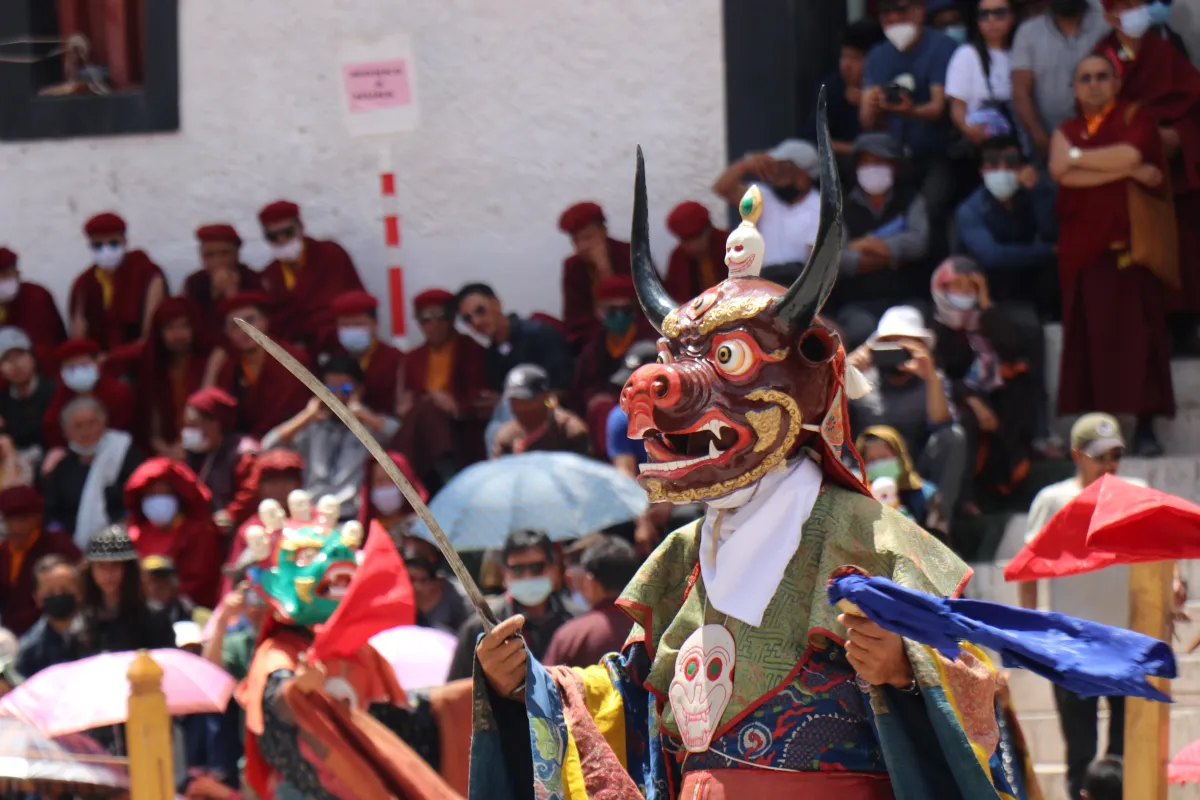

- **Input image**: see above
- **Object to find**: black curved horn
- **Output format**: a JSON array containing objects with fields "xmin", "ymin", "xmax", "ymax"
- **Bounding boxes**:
[
  {"xmin": 631, "ymin": 146, "xmax": 676, "ymax": 334},
  {"xmin": 773, "ymin": 86, "xmax": 843, "ymax": 334}
]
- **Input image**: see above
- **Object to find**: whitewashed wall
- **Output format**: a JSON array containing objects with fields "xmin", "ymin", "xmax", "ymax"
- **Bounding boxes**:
[{"xmin": 0, "ymin": 0, "xmax": 727, "ymax": 344}]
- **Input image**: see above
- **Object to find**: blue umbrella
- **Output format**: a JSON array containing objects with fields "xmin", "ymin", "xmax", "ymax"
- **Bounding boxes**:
[
  {"xmin": 827, "ymin": 573, "xmax": 1177, "ymax": 702},
  {"xmin": 409, "ymin": 452, "xmax": 649, "ymax": 550}
]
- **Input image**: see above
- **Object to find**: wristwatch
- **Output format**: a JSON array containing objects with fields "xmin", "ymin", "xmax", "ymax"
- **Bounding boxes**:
[{"xmin": 1068, "ymin": 146, "xmax": 1082, "ymax": 164}]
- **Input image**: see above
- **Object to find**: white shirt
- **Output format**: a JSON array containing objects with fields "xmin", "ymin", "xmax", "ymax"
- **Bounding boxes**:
[
  {"xmin": 753, "ymin": 183, "xmax": 821, "ymax": 266},
  {"xmin": 945, "ymin": 45, "xmax": 1012, "ymax": 113},
  {"xmin": 1023, "ymin": 476, "xmax": 1144, "ymax": 629}
]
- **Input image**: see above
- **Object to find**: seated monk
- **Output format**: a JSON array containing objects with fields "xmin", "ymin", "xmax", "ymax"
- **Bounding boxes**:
[
  {"xmin": 181, "ymin": 386, "xmax": 257, "ymax": 536},
  {"xmin": 0, "ymin": 247, "xmax": 66, "ymax": 368},
  {"xmin": 664, "ymin": 201, "xmax": 728, "ymax": 301},
  {"xmin": 331, "ymin": 289, "xmax": 405, "ymax": 415},
  {"xmin": 204, "ymin": 292, "xmax": 311, "ymax": 440},
  {"xmin": 258, "ymin": 200, "xmax": 364, "ymax": 356},
  {"xmin": 392, "ymin": 289, "xmax": 488, "ymax": 491},
  {"xmin": 68, "ymin": 212, "xmax": 166, "ymax": 351},
  {"xmin": 41, "ymin": 339, "xmax": 134, "ymax": 450},
  {"xmin": 133, "ymin": 297, "xmax": 212, "ymax": 459},
  {"xmin": 183, "ymin": 224, "xmax": 264, "ymax": 341},
  {"xmin": 558, "ymin": 201, "xmax": 632, "ymax": 348}
]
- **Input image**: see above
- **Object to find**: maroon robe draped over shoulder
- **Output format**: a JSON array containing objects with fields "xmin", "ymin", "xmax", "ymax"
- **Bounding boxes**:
[
  {"xmin": 261, "ymin": 238, "xmax": 363, "ymax": 355},
  {"xmin": 571, "ymin": 329, "xmax": 654, "ymax": 458},
  {"xmin": 68, "ymin": 250, "xmax": 164, "ymax": 351},
  {"xmin": 213, "ymin": 344, "xmax": 312, "ymax": 440},
  {"xmin": 0, "ymin": 530, "xmax": 81, "ymax": 636},
  {"xmin": 402, "ymin": 333, "xmax": 487, "ymax": 406},
  {"xmin": 1099, "ymin": 31, "xmax": 1200, "ymax": 311},
  {"xmin": 561, "ymin": 237, "xmax": 632, "ymax": 346},
  {"xmin": 664, "ymin": 229, "xmax": 728, "ymax": 302},
  {"xmin": 41, "ymin": 374, "xmax": 136, "ymax": 448},
  {"xmin": 1056, "ymin": 101, "xmax": 1175, "ymax": 417},
  {"xmin": 1, "ymin": 282, "xmax": 66, "ymax": 367},
  {"xmin": 360, "ymin": 342, "xmax": 406, "ymax": 415},
  {"xmin": 183, "ymin": 264, "xmax": 264, "ymax": 341},
  {"xmin": 133, "ymin": 297, "xmax": 212, "ymax": 450}
]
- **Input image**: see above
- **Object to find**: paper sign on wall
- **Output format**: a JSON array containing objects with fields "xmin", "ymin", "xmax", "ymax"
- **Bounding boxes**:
[{"xmin": 338, "ymin": 33, "xmax": 420, "ymax": 137}]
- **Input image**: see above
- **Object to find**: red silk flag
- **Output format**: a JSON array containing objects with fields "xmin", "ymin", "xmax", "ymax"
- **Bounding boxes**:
[
  {"xmin": 310, "ymin": 521, "xmax": 415, "ymax": 663},
  {"xmin": 1086, "ymin": 474, "xmax": 1200, "ymax": 560}
]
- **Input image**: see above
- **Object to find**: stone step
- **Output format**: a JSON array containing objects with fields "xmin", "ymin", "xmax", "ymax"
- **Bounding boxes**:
[{"xmin": 1034, "ymin": 763, "xmax": 1200, "ymax": 800}]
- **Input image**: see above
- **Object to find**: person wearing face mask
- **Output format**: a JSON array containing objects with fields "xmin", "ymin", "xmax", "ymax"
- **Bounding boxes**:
[
  {"xmin": 140, "ymin": 555, "xmax": 197, "ymax": 624},
  {"xmin": 40, "ymin": 339, "xmax": 134, "ymax": 451},
  {"xmin": 571, "ymin": 275, "xmax": 656, "ymax": 458},
  {"xmin": 182, "ymin": 387, "xmax": 256, "ymax": 533},
  {"xmin": 357, "ymin": 450, "xmax": 427, "ymax": 544},
  {"xmin": 14, "ymin": 555, "xmax": 87, "ymax": 678},
  {"xmin": 0, "ymin": 486, "xmax": 81, "ymax": 637},
  {"xmin": 1011, "ymin": 0, "xmax": 1111, "ymax": 161},
  {"xmin": 183, "ymin": 224, "xmax": 264, "ymax": 342},
  {"xmin": 123, "ymin": 457, "xmax": 222, "ymax": 608},
  {"xmin": 0, "ymin": 328, "xmax": 57, "ymax": 458},
  {"xmin": 929, "ymin": 257, "xmax": 1039, "ymax": 502},
  {"xmin": 68, "ymin": 212, "xmax": 166, "ymax": 351},
  {"xmin": 132, "ymin": 297, "xmax": 213, "ymax": 460},
  {"xmin": 0, "ymin": 248, "xmax": 65, "ymax": 366},
  {"xmin": 542, "ymin": 535, "xmax": 639, "ymax": 669},
  {"xmin": 330, "ymin": 289, "xmax": 406, "ymax": 415},
  {"xmin": 557, "ymin": 202, "xmax": 633, "ymax": 349},
  {"xmin": 927, "ymin": 0, "xmax": 970, "ymax": 44},
  {"xmin": 955, "ymin": 132, "xmax": 1059, "ymax": 312},
  {"xmin": 854, "ymin": 426, "xmax": 945, "ymax": 534},
  {"xmin": 447, "ymin": 529, "xmax": 576, "ymax": 680},
  {"xmin": 713, "ymin": 139, "xmax": 824, "ymax": 279},
  {"xmin": 42, "ymin": 396, "xmax": 143, "ymax": 546},
  {"xmin": 493, "ymin": 365, "xmax": 589, "ymax": 458},
  {"xmin": 1094, "ymin": 0, "xmax": 1200, "ymax": 352},
  {"xmin": 257, "ymin": 199, "xmax": 363, "ymax": 358},
  {"xmin": 829, "ymin": 132, "xmax": 932, "ymax": 350},
  {"xmin": 455, "ymin": 282, "xmax": 573, "ymax": 394}
]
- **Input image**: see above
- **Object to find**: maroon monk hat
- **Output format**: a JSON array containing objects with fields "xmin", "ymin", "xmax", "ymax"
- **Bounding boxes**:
[
  {"xmin": 258, "ymin": 200, "xmax": 301, "ymax": 227},
  {"xmin": 218, "ymin": 290, "xmax": 272, "ymax": 318},
  {"xmin": 195, "ymin": 224, "xmax": 243, "ymax": 247},
  {"xmin": 84, "ymin": 212, "xmax": 127, "ymax": 237},
  {"xmin": 594, "ymin": 275, "xmax": 636, "ymax": 303},
  {"xmin": 0, "ymin": 485, "xmax": 43, "ymax": 518},
  {"xmin": 0, "ymin": 248, "xmax": 15, "ymax": 271},
  {"xmin": 256, "ymin": 448, "xmax": 305, "ymax": 476},
  {"xmin": 413, "ymin": 288, "xmax": 455, "ymax": 311},
  {"xmin": 558, "ymin": 202, "xmax": 605, "ymax": 235},
  {"xmin": 56, "ymin": 338, "xmax": 101, "ymax": 362},
  {"xmin": 331, "ymin": 290, "xmax": 379, "ymax": 318},
  {"xmin": 666, "ymin": 201, "xmax": 713, "ymax": 240},
  {"xmin": 186, "ymin": 386, "xmax": 238, "ymax": 429}
]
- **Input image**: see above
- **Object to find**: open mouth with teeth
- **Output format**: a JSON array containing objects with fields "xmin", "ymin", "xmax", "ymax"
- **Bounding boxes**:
[
  {"xmin": 638, "ymin": 412, "xmax": 750, "ymax": 479},
  {"xmin": 316, "ymin": 562, "xmax": 356, "ymax": 600}
]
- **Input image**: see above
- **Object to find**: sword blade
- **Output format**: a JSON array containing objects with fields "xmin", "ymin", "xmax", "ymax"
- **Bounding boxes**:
[{"xmin": 234, "ymin": 318, "xmax": 500, "ymax": 632}]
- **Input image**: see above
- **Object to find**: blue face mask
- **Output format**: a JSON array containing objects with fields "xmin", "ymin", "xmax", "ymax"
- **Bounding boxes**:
[
  {"xmin": 603, "ymin": 308, "xmax": 635, "ymax": 335},
  {"xmin": 943, "ymin": 24, "xmax": 968, "ymax": 44},
  {"xmin": 61, "ymin": 363, "xmax": 99, "ymax": 393},
  {"xmin": 570, "ymin": 590, "xmax": 591, "ymax": 611},
  {"xmin": 337, "ymin": 326, "xmax": 373, "ymax": 354},
  {"xmin": 946, "ymin": 292, "xmax": 978, "ymax": 311},
  {"xmin": 1147, "ymin": 2, "xmax": 1172, "ymax": 26},
  {"xmin": 1119, "ymin": 5, "xmax": 1153, "ymax": 38},
  {"xmin": 142, "ymin": 494, "xmax": 179, "ymax": 527}
]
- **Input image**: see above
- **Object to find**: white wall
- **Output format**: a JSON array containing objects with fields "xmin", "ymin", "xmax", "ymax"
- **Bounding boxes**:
[{"xmin": 0, "ymin": 0, "xmax": 727, "ymax": 343}]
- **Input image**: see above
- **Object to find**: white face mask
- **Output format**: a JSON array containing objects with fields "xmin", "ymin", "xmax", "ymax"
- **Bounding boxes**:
[
  {"xmin": 857, "ymin": 164, "xmax": 895, "ymax": 196},
  {"xmin": 338, "ymin": 326, "xmax": 373, "ymax": 354},
  {"xmin": 945, "ymin": 292, "xmax": 978, "ymax": 311},
  {"xmin": 983, "ymin": 169, "xmax": 1020, "ymax": 202},
  {"xmin": 885, "ymin": 22, "xmax": 920, "ymax": 51},
  {"xmin": 270, "ymin": 237, "xmax": 304, "ymax": 263},
  {"xmin": 370, "ymin": 485, "xmax": 405, "ymax": 515},
  {"xmin": 1119, "ymin": 6, "xmax": 1153, "ymax": 38},
  {"xmin": 92, "ymin": 243, "xmax": 126, "ymax": 270},
  {"xmin": 180, "ymin": 426, "xmax": 208, "ymax": 453},
  {"xmin": 0, "ymin": 278, "xmax": 18, "ymax": 303},
  {"xmin": 61, "ymin": 363, "xmax": 99, "ymax": 393}
]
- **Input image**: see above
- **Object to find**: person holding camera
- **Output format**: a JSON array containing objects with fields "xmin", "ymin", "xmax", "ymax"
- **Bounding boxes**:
[{"xmin": 848, "ymin": 306, "xmax": 969, "ymax": 528}]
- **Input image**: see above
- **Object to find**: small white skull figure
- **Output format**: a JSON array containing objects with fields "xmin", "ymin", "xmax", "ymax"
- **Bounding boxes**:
[
  {"xmin": 287, "ymin": 490, "xmax": 313, "ymax": 522},
  {"xmin": 668, "ymin": 624, "xmax": 736, "ymax": 753},
  {"xmin": 871, "ymin": 476, "xmax": 901, "ymax": 510},
  {"xmin": 341, "ymin": 520, "xmax": 364, "ymax": 550},
  {"xmin": 258, "ymin": 499, "xmax": 286, "ymax": 533},
  {"xmin": 244, "ymin": 525, "xmax": 271, "ymax": 562},
  {"xmin": 316, "ymin": 495, "xmax": 340, "ymax": 531},
  {"xmin": 724, "ymin": 185, "xmax": 765, "ymax": 279}
]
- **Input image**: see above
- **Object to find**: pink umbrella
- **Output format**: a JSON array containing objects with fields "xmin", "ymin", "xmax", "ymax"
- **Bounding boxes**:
[
  {"xmin": 368, "ymin": 625, "xmax": 457, "ymax": 690},
  {"xmin": 0, "ymin": 649, "xmax": 235, "ymax": 737},
  {"xmin": 1171, "ymin": 738, "xmax": 1200, "ymax": 784}
]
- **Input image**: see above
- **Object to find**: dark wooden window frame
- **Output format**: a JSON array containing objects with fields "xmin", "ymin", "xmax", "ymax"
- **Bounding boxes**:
[{"xmin": 0, "ymin": 0, "xmax": 179, "ymax": 142}]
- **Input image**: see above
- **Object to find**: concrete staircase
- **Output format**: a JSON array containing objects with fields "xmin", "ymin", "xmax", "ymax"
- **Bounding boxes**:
[{"xmin": 963, "ymin": 324, "xmax": 1200, "ymax": 799}]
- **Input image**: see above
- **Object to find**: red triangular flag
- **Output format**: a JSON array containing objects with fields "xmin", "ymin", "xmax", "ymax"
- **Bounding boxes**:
[
  {"xmin": 1086, "ymin": 475, "xmax": 1200, "ymax": 560},
  {"xmin": 309, "ymin": 521, "xmax": 415, "ymax": 663},
  {"xmin": 1004, "ymin": 477, "xmax": 1119, "ymax": 582}
]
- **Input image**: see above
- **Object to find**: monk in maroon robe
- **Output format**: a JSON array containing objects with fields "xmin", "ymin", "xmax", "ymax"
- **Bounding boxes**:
[
  {"xmin": 558, "ymin": 202, "xmax": 633, "ymax": 348},
  {"xmin": 1095, "ymin": 6, "xmax": 1200, "ymax": 319},
  {"xmin": 1052, "ymin": 53, "xmax": 1175, "ymax": 456},
  {"xmin": 331, "ymin": 289, "xmax": 405, "ymax": 415},
  {"xmin": 133, "ymin": 297, "xmax": 212, "ymax": 458},
  {"xmin": 571, "ymin": 275, "xmax": 656, "ymax": 458},
  {"xmin": 257, "ymin": 200, "xmax": 364, "ymax": 356},
  {"xmin": 392, "ymin": 289, "xmax": 488, "ymax": 489},
  {"xmin": 68, "ymin": 212, "xmax": 166, "ymax": 351},
  {"xmin": 0, "ymin": 248, "xmax": 66, "ymax": 368},
  {"xmin": 664, "ymin": 201, "xmax": 729, "ymax": 301},
  {"xmin": 0, "ymin": 485, "xmax": 81, "ymax": 636},
  {"xmin": 183, "ymin": 224, "xmax": 264, "ymax": 342},
  {"xmin": 205, "ymin": 292, "xmax": 311, "ymax": 440},
  {"xmin": 42, "ymin": 339, "xmax": 135, "ymax": 449}
]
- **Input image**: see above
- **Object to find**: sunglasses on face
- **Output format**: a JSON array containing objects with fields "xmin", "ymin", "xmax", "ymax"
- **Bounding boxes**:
[
  {"xmin": 326, "ymin": 382, "xmax": 354, "ymax": 396},
  {"xmin": 1078, "ymin": 71, "xmax": 1113, "ymax": 85},
  {"xmin": 1088, "ymin": 449, "xmax": 1124, "ymax": 464},
  {"xmin": 418, "ymin": 313, "xmax": 446, "ymax": 324},
  {"xmin": 90, "ymin": 240, "xmax": 122, "ymax": 249},
  {"xmin": 983, "ymin": 152, "xmax": 1021, "ymax": 168},
  {"xmin": 461, "ymin": 304, "xmax": 488, "ymax": 322},
  {"xmin": 977, "ymin": 7, "xmax": 1011, "ymax": 20},
  {"xmin": 264, "ymin": 225, "xmax": 297, "ymax": 243},
  {"xmin": 506, "ymin": 561, "xmax": 548, "ymax": 578}
]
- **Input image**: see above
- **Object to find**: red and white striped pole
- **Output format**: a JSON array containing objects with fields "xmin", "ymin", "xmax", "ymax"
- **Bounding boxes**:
[{"xmin": 379, "ymin": 150, "xmax": 406, "ymax": 343}]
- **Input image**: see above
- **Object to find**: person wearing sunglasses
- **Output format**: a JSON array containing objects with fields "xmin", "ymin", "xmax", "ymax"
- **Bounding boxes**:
[
  {"xmin": 68, "ymin": 211, "xmax": 166, "ymax": 351},
  {"xmin": 1051, "ymin": 53, "xmax": 1173, "ymax": 457},
  {"xmin": 330, "ymin": 289, "xmax": 405, "ymax": 415},
  {"xmin": 946, "ymin": 0, "xmax": 1016, "ymax": 146},
  {"xmin": 261, "ymin": 353, "xmax": 398, "ymax": 522},
  {"xmin": 256, "ymin": 199, "xmax": 364, "ymax": 357}
]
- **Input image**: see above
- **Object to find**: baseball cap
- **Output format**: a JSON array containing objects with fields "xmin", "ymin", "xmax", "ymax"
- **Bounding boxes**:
[
  {"xmin": 1071, "ymin": 413, "xmax": 1125, "ymax": 458},
  {"xmin": 767, "ymin": 139, "xmax": 820, "ymax": 178},
  {"xmin": 142, "ymin": 554, "xmax": 176, "ymax": 574},
  {"xmin": 610, "ymin": 341, "xmax": 660, "ymax": 387},
  {"xmin": 853, "ymin": 132, "xmax": 901, "ymax": 161},
  {"xmin": 0, "ymin": 327, "xmax": 32, "ymax": 361},
  {"xmin": 504, "ymin": 364, "xmax": 550, "ymax": 401}
]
